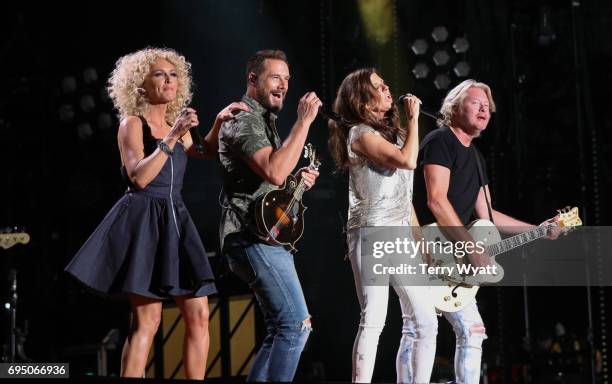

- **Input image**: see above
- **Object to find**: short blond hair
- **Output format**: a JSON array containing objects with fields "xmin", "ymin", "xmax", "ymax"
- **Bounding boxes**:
[
  {"xmin": 439, "ymin": 79, "xmax": 496, "ymax": 126},
  {"xmin": 107, "ymin": 47, "xmax": 192, "ymax": 123}
]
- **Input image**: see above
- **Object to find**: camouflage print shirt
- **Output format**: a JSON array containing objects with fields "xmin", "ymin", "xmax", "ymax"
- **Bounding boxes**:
[{"xmin": 218, "ymin": 95, "xmax": 281, "ymax": 249}]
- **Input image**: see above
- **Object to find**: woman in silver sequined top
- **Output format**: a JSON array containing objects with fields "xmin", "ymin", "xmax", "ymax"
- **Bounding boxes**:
[{"xmin": 329, "ymin": 68, "xmax": 438, "ymax": 384}]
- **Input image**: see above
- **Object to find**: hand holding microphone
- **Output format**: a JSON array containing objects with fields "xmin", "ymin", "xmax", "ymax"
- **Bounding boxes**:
[
  {"xmin": 171, "ymin": 107, "xmax": 199, "ymax": 139},
  {"xmin": 168, "ymin": 107, "xmax": 205, "ymax": 152},
  {"xmin": 318, "ymin": 92, "xmax": 439, "ymax": 127},
  {"xmin": 397, "ymin": 93, "xmax": 423, "ymax": 104},
  {"xmin": 397, "ymin": 94, "xmax": 445, "ymax": 125},
  {"xmin": 398, "ymin": 93, "xmax": 421, "ymax": 121}
]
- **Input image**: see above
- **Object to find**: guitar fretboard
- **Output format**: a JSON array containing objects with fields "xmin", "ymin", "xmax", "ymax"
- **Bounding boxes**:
[
  {"xmin": 293, "ymin": 179, "xmax": 307, "ymax": 201},
  {"xmin": 292, "ymin": 165, "xmax": 319, "ymax": 201},
  {"xmin": 486, "ymin": 226, "xmax": 548, "ymax": 257}
]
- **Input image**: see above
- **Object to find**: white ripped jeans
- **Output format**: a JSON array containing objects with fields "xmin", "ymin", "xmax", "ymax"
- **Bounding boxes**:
[
  {"xmin": 442, "ymin": 301, "xmax": 487, "ymax": 384},
  {"xmin": 348, "ymin": 227, "xmax": 438, "ymax": 384}
]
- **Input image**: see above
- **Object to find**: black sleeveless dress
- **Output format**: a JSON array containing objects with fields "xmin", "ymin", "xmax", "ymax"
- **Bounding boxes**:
[{"xmin": 65, "ymin": 116, "xmax": 217, "ymax": 299}]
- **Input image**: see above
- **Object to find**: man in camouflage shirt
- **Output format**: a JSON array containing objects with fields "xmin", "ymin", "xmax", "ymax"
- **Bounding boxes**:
[{"xmin": 218, "ymin": 49, "xmax": 321, "ymax": 382}]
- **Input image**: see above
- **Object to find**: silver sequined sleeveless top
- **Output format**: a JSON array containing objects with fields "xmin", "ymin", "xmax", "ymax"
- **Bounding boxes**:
[{"xmin": 347, "ymin": 124, "xmax": 413, "ymax": 229}]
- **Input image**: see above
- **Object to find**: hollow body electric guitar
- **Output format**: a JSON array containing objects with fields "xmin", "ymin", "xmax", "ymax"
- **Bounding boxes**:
[
  {"xmin": 253, "ymin": 144, "xmax": 321, "ymax": 252},
  {"xmin": 425, "ymin": 207, "xmax": 582, "ymax": 312}
]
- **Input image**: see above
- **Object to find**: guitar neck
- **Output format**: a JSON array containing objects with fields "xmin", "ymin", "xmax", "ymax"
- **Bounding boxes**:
[
  {"xmin": 486, "ymin": 225, "xmax": 548, "ymax": 257},
  {"xmin": 293, "ymin": 179, "xmax": 307, "ymax": 200},
  {"xmin": 292, "ymin": 165, "xmax": 317, "ymax": 200}
]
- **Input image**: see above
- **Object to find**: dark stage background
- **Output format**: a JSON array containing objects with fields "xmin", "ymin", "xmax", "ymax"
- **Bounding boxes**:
[{"xmin": 1, "ymin": 0, "xmax": 611, "ymax": 382}]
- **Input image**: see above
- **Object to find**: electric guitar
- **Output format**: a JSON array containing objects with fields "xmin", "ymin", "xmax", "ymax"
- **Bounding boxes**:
[
  {"xmin": 0, "ymin": 232, "xmax": 30, "ymax": 250},
  {"xmin": 0, "ymin": 229, "xmax": 32, "ymax": 363},
  {"xmin": 425, "ymin": 207, "xmax": 582, "ymax": 312},
  {"xmin": 253, "ymin": 144, "xmax": 321, "ymax": 252}
]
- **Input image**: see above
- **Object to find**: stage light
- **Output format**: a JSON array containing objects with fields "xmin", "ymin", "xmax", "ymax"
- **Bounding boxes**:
[
  {"xmin": 434, "ymin": 74, "xmax": 451, "ymax": 90},
  {"xmin": 77, "ymin": 123, "xmax": 94, "ymax": 140},
  {"xmin": 357, "ymin": 0, "xmax": 393, "ymax": 45},
  {"xmin": 433, "ymin": 50, "xmax": 450, "ymax": 66},
  {"xmin": 412, "ymin": 63, "xmax": 429, "ymax": 79},
  {"xmin": 57, "ymin": 66, "xmax": 117, "ymax": 145},
  {"xmin": 431, "ymin": 26, "xmax": 448, "ymax": 42},
  {"xmin": 58, "ymin": 104, "xmax": 75, "ymax": 123},
  {"xmin": 453, "ymin": 61, "xmax": 471, "ymax": 77},
  {"xmin": 452, "ymin": 37, "xmax": 469, "ymax": 53},
  {"xmin": 410, "ymin": 39, "xmax": 428, "ymax": 55},
  {"xmin": 83, "ymin": 67, "xmax": 98, "ymax": 85},
  {"xmin": 79, "ymin": 94, "xmax": 95, "ymax": 113},
  {"xmin": 411, "ymin": 27, "xmax": 472, "ymax": 89}
]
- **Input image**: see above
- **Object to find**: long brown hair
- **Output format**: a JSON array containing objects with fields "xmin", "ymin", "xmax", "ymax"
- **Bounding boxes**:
[{"xmin": 328, "ymin": 68, "xmax": 403, "ymax": 171}]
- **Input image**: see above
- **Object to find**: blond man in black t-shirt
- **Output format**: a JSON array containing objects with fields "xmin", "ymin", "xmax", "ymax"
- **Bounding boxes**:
[{"xmin": 419, "ymin": 79, "xmax": 561, "ymax": 384}]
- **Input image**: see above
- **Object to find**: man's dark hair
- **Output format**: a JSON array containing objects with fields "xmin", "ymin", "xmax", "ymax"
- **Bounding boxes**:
[{"xmin": 246, "ymin": 50, "xmax": 288, "ymax": 78}]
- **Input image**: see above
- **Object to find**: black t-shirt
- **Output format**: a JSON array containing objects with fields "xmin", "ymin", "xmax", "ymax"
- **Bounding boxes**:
[{"xmin": 416, "ymin": 126, "xmax": 488, "ymax": 225}]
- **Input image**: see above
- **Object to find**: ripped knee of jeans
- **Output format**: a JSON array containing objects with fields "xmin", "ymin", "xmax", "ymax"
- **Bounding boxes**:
[
  {"xmin": 469, "ymin": 323, "xmax": 486, "ymax": 337},
  {"xmin": 466, "ymin": 323, "xmax": 487, "ymax": 345},
  {"xmin": 301, "ymin": 315, "xmax": 313, "ymax": 332},
  {"xmin": 456, "ymin": 323, "xmax": 487, "ymax": 347}
]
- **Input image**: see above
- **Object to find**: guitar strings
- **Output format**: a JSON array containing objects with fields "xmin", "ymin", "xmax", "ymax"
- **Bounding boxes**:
[
  {"xmin": 271, "ymin": 179, "xmax": 306, "ymax": 236},
  {"xmin": 270, "ymin": 149, "xmax": 317, "ymax": 238}
]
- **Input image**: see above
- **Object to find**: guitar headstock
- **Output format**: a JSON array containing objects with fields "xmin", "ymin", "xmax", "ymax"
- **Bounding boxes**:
[
  {"xmin": 304, "ymin": 143, "xmax": 322, "ymax": 171},
  {"xmin": 0, "ymin": 232, "xmax": 31, "ymax": 250},
  {"xmin": 557, "ymin": 206, "xmax": 582, "ymax": 234}
]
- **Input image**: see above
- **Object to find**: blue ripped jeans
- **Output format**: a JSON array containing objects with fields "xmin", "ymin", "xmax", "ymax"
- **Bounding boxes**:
[{"xmin": 224, "ymin": 232, "xmax": 311, "ymax": 382}]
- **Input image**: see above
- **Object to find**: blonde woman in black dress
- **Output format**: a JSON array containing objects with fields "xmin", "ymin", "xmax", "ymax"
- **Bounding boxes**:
[{"xmin": 65, "ymin": 47, "xmax": 248, "ymax": 379}]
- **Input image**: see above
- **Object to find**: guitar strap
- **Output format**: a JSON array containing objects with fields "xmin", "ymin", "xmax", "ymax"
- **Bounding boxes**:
[{"xmin": 473, "ymin": 146, "xmax": 494, "ymax": 223}]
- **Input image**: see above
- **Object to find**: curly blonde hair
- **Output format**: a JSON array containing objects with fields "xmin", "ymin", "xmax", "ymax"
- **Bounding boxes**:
[{"xmin": 107, "ymin": 47, "xmax": 193, "ymax": 123}]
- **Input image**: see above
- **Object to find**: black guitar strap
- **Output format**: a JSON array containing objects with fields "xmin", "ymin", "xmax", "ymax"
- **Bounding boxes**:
[{"xmin": 473, "ymin": 146, "xmax": 494, "ymax": 223}]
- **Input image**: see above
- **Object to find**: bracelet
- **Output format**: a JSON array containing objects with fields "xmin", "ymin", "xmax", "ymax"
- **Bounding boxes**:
[{"xmin": 158, "ymin": 141, "xmax": 174, "ymax": 156}]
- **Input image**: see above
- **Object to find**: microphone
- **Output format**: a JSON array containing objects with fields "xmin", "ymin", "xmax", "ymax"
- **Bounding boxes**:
[
  {"xmin": 318, "ymin": 106, "xmax": 355, "ymax": 126},
  {"xmin": 178, "ymin": 107, "xmax": 207, "ymax": 154},
  {"xmin": 190, "ymin": 126, "xmax": 206, "ymax": 154},
  {"xmin": 397, "ymin": 94, "xmax": 415, "ymax": 104},
  {"xmin": 396, "ymin": 94, "xmax": 445, "ymax": 125}
]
